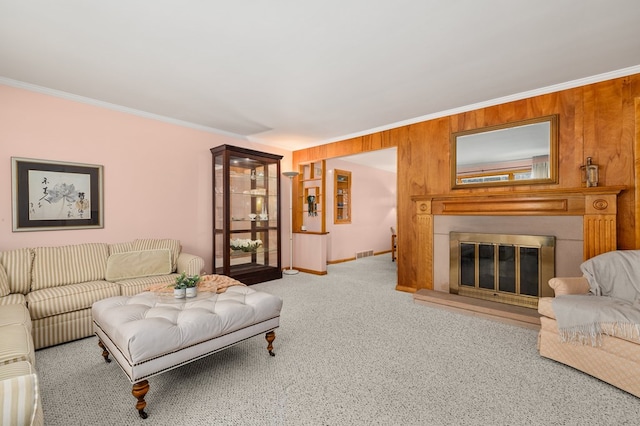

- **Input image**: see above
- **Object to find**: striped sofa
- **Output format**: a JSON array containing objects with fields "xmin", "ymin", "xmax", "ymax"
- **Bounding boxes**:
[
  {"xmin": 0, "ymin": 239, "xmax": 204, "ymax": 425},
  {"xmin": 0, "ymin": 238, "xmax": 205, "ymax": 349}
]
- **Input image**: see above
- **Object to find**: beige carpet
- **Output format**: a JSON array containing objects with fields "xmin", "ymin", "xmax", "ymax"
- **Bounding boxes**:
[{"xmin": 35, "ymin": 254, "xmax": 640, "ymax": 425}]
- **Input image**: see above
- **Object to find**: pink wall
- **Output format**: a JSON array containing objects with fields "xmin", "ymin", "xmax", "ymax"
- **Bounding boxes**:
[
  {"xmin": 325, "ymin": 158, "xmax": 397, "ymax": 261},
  {"xmin": 0, "ymin": 84, "xmax": 292, "ymax": 273}
]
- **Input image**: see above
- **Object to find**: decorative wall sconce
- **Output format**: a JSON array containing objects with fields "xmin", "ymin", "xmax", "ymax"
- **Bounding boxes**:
[{"xmin": 581, "ymin": 157, "xmax": 599, "ymax": 187}]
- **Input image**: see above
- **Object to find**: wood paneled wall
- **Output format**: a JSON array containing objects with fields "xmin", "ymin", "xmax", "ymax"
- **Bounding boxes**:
[{"xmin": 293, "ymin": 74, "xmax": 640, "ymax": 292}]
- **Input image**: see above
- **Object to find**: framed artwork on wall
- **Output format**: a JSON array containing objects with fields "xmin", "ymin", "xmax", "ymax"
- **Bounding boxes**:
[{"xmin": 11, "ymin": 157, "xmax": 104, "ymax": 232}]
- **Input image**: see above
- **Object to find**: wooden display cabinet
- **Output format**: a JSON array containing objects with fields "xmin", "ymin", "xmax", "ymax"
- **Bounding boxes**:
[
  {"xmin": 334, "ymin": 169, "xmax": 351, "ymax": 224},
  {"xmin": 210, "ymin": 145, "xmax": 283, "ymax": 284}
]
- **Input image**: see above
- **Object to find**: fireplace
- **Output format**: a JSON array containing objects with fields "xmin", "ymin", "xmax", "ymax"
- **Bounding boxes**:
[
  {"xmin": 449, "ymin": 232, "xmax": 555, "ymax": 309},
  {"xmin": 403, "ymin": 188, "xmax": 622, "ymax": 299}
]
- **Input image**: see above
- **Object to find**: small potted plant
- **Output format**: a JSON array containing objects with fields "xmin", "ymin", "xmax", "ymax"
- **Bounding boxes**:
[
  {"xmin": 173, "ymin": 281, "xmax": 186, "ymax": 299},
  {"xmin": 176, "ymin": 272, "xmax": 201, "ymax": 298}
]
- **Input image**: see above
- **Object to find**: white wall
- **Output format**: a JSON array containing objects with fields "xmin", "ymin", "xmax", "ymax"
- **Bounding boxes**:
[
  {"xmin": 325, "ymin": 158, "xmax": 396, "ymax": 262},
  {"xmin": 0, "ymin": 84, "xmax": 293, "ymax": 274}
]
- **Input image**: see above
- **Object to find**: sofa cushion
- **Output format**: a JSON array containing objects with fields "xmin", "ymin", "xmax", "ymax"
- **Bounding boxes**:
[
  {"xmin": 0, "ymin": 304, "xmax": 32, "ymax": 332},
  {"xmin": 0, "ymin": 360, "xmax": 35, "ymax": 381},
  {"xmin": 108, "ymin": 241, "xmax": 134, "ymax": 255},
  {"xmin": 105, "ymin": 249, "xmax": 172, "ymax": 281},
  {"xmin": 0, "ymin": 263, "xmax": 9, "ymax": 297},
  {"xmin": 0, "ymin": 324, "xmax": 35, "ymax": 366},
  {"xmin": 26, "ymin": 281, "xmax": 120, "ymax": 320},
  {"xmin": 117, "ymin": 274, "xmax": 178, "ymax": 296},
  {"xmin": 0, "ymin": 248, "xmax": 33, "ymax": 295},
  {"xmin": 0, "ymin": 294, "xmax": 26, "ymax": 306},
  {"xmin": 31, "ymin": 243, "xmax": 109, "ymax": 290},
  {"xmin": 118, "ymin": 274, "xmax": 178, "ymax": 296},
  {"xmin": 132, "ymin": 239, "xmax": 180, "ymax": 272}
]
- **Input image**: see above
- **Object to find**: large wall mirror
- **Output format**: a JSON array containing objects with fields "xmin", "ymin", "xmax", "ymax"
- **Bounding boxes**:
[{"xmin": 451, "ymin": 114, "xmax": 559, "ymax": 189}]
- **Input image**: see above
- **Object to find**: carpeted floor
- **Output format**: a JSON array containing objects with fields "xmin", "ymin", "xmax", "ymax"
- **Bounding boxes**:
[{"xmin": 36, "ymin": 254, "xmax": 640, "ymax": 425}]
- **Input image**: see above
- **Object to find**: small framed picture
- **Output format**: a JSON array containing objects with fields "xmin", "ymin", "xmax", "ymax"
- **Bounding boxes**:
[{"xmin": 11, "ymin": 157, "xmax": 104, "ymax": 232}]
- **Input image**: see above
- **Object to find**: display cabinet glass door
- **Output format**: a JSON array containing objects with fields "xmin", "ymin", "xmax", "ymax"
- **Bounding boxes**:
[{"xmin": 211, "ymin": 145, "xmax": 282, "ymax": 284}]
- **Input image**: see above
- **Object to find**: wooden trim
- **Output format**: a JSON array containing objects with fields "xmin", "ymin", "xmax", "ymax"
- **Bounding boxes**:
[
  {"xmin": 327, "ymin": 257, "xmax": 356, "ymax": 264},
  {"xmin": 415, "ymin": 202, "xmax": 433, "ymax": 291},
  {"xmin": 414, "ymin": 187, "xmax": 624, "ymax": 216},
  {"xmin": 293, "ymin": 231, "xmax": 329, "ymax": 235},
  {"xmin": 287, "ymin": 267, "xmax": 328, "ymax": 275},
  {"xmin": 395, "ymin": 285, "xmax": 417, "ymax": 293},
  {"xmin": 292, "ymin": 74, "xmax": 640, "ymax": 295},
  {"xmin": 635, "ymin": 96, "xmax": 640, "ymax": 248}
]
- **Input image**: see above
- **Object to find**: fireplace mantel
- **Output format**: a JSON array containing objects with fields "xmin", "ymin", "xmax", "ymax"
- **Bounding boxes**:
[{"xmin": 411, "ymin": 186, "xmax": 625, "ymax": 291}]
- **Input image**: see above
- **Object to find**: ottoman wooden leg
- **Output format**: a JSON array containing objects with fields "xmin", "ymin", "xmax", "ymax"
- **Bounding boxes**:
[
  {"xmin": 265, "ymin": 330, "xmax": 276, "ymax": 356},
  {"xmin": 132, "ymin": 380, "xmax": 150, "ymax": 419},
  {"xmin": 98, "ymin": 339, "xmax": 111, "ymax": 363}
]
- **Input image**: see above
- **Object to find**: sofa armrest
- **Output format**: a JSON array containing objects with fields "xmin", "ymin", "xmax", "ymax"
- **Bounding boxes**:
[
  {"xmin": 0, "ymin": 373, "xmax": 43, "ymax": 426},
  {"xmin": 176, "ymin": 252, "xmax": 205, "ymax": 276},
  {"xmin": 548, "ymin": 277, "xmax": 590, "ymax": 296}
]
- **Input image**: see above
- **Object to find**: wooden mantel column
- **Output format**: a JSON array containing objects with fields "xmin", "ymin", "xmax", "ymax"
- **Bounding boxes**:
[
  {"xmin": 412, "ymin": 187, "xmax": 625, "ymax": 291},
  {"xmin": 414, "ymin": 199, "xmax": 433, "ymax": 291},
  {"xmin": 583, "ymin": 193, "xmax": 618, "ymax": 259}
]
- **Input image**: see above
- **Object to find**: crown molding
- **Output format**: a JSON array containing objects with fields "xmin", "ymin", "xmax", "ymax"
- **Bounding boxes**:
[
  {"xmin": 3, "ymin": 64, "xmax": 640, "ymax": 151},
  {"xmin": 0, "ymin": 76, "xmax": 247, "ymax": 141},
  {"xmin": 314, "ymin": 64, "xmax": 640, "ymax": 146}
]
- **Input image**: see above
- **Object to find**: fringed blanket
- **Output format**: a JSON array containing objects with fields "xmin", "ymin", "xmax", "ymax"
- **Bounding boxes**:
[
  {"xmin": 552, "ymin": 250, "xmax": 640, "ymax": 346},
  {"xmin": 145, "ymin": 274, "xmax": 246, "ymax": 294},
  {"xmin": 552, "ymin": 295, "xmax": 640, "ymax": 346}
]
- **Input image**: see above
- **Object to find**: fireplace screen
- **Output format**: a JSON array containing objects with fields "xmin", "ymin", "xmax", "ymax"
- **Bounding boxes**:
[{"xmin": 451, "ymin": 233, "xmax": 555, "ymax": 308}]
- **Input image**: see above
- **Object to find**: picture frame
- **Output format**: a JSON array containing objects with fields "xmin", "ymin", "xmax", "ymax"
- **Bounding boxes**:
[{"xmin": 11, "ymin": 157, "xmax": 104, "ymax": 232}]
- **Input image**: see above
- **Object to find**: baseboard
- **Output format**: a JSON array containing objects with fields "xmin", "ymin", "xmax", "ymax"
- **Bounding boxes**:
[
  {"xmin": 285, "ymin": 267, "xmax": 327, "ymax": 275},
  {"xmin": 328, "ymin": 251, "xmax": 392, "ymax": 265},
  {"xmin": 395, "ymin": 285, "xmax": 416, "ymax": 293},
  {"xmin": 327, "ymin": 257, "xmax": 356, "ymax": 265}
]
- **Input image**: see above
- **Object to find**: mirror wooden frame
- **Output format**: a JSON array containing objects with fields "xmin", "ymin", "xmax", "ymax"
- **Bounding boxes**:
[{"xmin": 450, "ymin": 114, "xmax": 559, "ymax": 189}]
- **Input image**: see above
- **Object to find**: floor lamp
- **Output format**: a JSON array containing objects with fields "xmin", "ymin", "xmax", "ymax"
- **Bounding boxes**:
[{"xmin": 282, "ymin": 171, "xmax": 299, "ymax": 275}]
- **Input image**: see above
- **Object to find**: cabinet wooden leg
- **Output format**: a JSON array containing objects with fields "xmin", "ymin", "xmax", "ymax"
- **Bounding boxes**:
[
  {"xmin": 265, "ymin": 331, "xmax": 276, "ymax": 356},
  {"xmin": 98, "ymin": 339, "xmax": 111, "ymax": 363},
  {"xmin": 132, "ymin": 380, "xmax": 150, "ymax": 419}
]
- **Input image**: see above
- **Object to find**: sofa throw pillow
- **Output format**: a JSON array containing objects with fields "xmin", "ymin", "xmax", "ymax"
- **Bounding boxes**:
[
  {"xmin": 132, "ymin": 239, "xmax": 181, "ymax": 271},
  {"xmin": 0, "ymin": 263, "xmax": 10, "ymax": 297},
  {"xmin": 105, "ymin": 249, "xmax": 173, "ymax": 282},
  {"xmin": 580, "ymin": 250, "xmax": 640, "ymax": 302}
]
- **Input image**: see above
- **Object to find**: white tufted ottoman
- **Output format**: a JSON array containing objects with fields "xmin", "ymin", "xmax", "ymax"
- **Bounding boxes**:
[{"xmin": 92, "ymin": 286, "xmax": 282, "ymax": 419}]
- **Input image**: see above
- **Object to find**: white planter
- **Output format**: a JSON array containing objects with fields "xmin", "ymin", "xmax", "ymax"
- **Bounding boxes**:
[
  {"xmin": 186, "ymin": 287, "xmax": 197, "ymax": 298},
  {"xmin": 174, "ymin": 288, "xmax": 186, "ymax": 299}
]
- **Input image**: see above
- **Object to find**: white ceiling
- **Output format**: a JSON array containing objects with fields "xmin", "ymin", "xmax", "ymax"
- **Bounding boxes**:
[{"xmin": 1, "ymin": 0, "xmax": 639, "ymax": 159}]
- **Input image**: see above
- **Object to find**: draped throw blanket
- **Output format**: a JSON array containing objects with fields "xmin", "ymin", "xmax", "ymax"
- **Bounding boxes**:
[
  {"xmin": 552, "ymin": 295, "xmax": 640, "ymax": 346},
  {"xmin": 145, "ymin": 274, "xmax": 246, "ymax": 294},
  {"xmin": 552, "ymin": 250, "xmax": 640, "ymax": 346}
]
